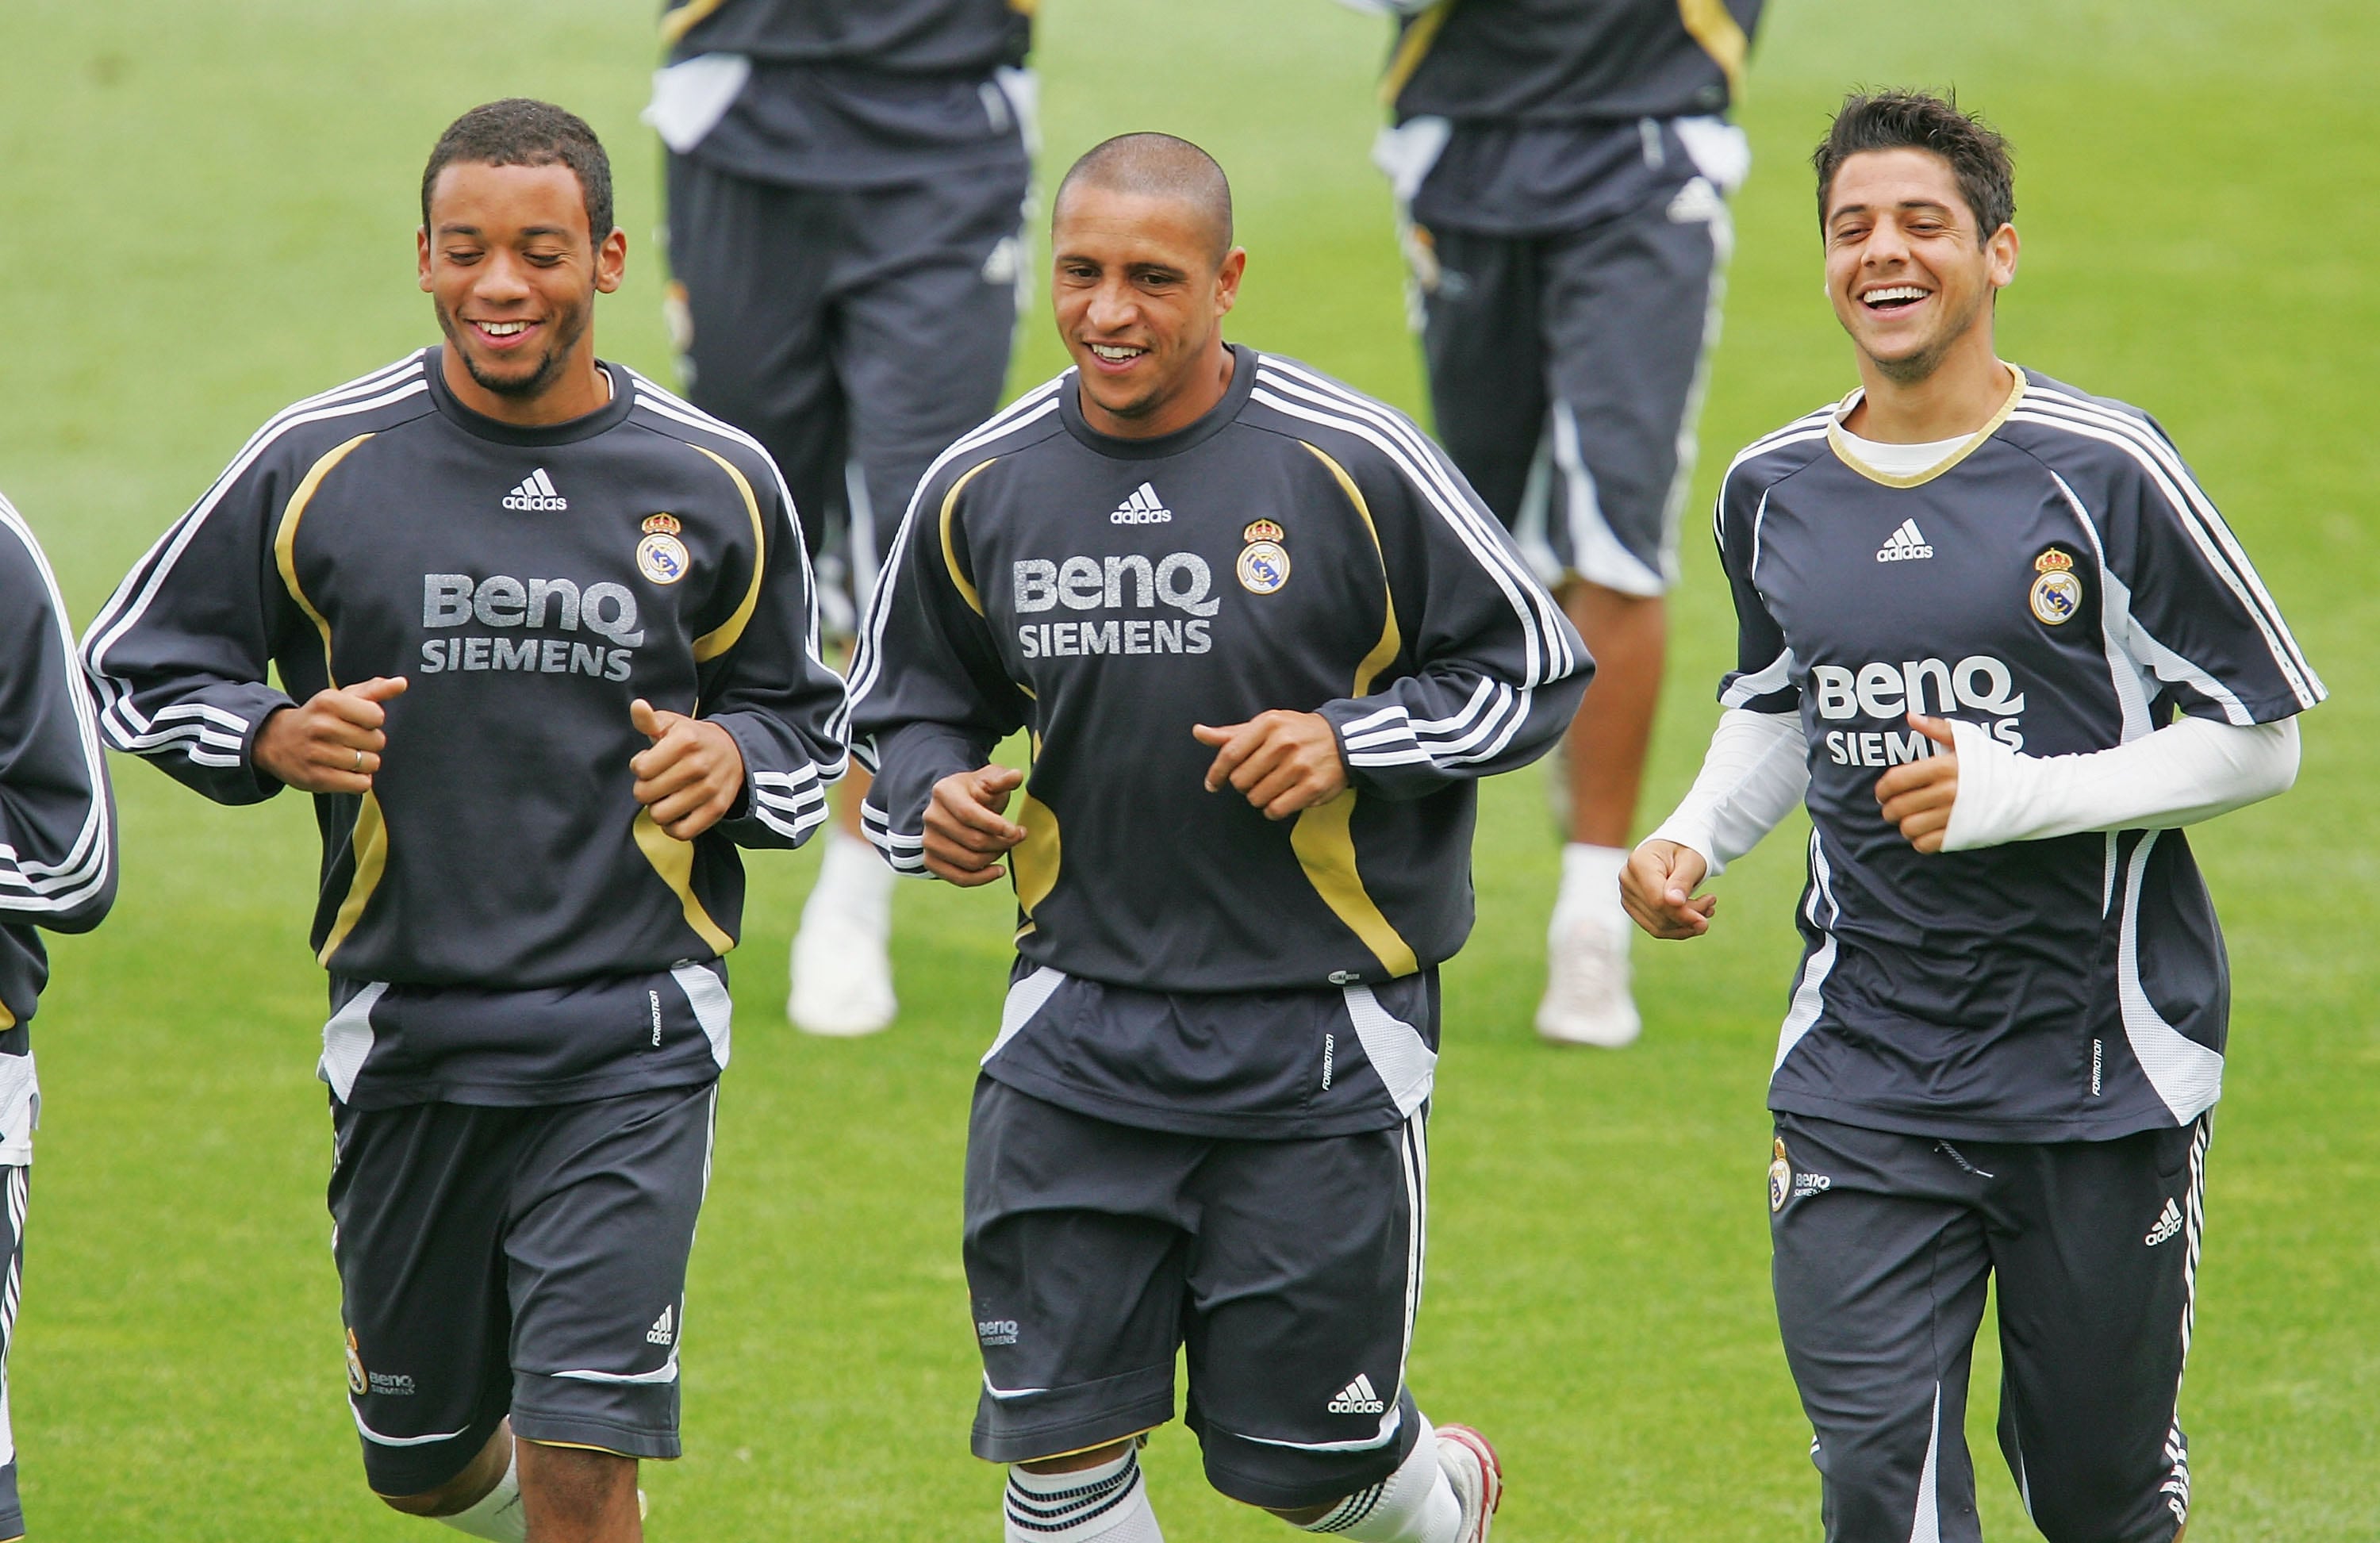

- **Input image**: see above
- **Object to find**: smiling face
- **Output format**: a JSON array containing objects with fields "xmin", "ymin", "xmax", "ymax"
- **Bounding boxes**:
[
  {"xmin": 1823, "ymin": 148, "xmax": 2019, "ymax": 385},
  {"xmin": 1051, "ymin": 182, "xmax": 1244, "ymax": 439},
  {"xmin": 417, "ymin": 160, "xmax": 625, "ymax": 420}
]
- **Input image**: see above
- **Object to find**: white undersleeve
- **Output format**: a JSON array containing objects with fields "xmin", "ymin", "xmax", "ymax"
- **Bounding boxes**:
[
  {"xmin": 1645, "ymin": 708, "xmax": 1808, "ymax": 873},
  {"xmin": 1941, "ymin": 714, "xmax": 2299, "ymax": 850}
]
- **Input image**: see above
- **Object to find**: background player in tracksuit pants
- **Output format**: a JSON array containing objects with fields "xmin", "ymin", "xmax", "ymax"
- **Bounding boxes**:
[
  {"xmin": 649, "ymin": 0, "xmax": 1037, "ymax": 1038},
  {"xmin": 1349, "ymin": 0, "xmax": 1764, "ymax": 1047},
  {"xmin": 82, "ymin": 102, "xmax": 846, "ymax": 1543},
  {"xmin": 1624, "ymin": 93, "xmax": 2321, "ymax": 1542},
  {"xmin": 0, "ymin": 491, "xmax": 117, "ymax": 1543},
  {"xmin": 854, "ymin": 133, "xmax": 1590, "ymax": 1543}
]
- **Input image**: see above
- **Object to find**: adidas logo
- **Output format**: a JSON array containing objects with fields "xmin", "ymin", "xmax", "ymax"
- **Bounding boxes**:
[
  {"xmin": 1875, "ymin": 518, "xmax": 1933, "ymax": 562},
  {"xmin": 1110, "ymin": 482, "xmax": 1173, "ymax": 524},
  {"xmin": 646, "ymin": 1306, "xmax": 676, "ymax": 1345},
  {"xmin": 1326, "ymin": 1372, "xmax": 1387, "ymax": 1415},
  {"xmin": 2144, "ymin": 1198, "xmax": 2184, "ymax": 1247},
  {"xmin": 502, "ymin": 468, "xmax": 568, "ymax": 512}
]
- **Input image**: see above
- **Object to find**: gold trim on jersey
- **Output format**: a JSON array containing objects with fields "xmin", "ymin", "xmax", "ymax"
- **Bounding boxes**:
[
  {"xmin": 1292, "ymin": 797, "xmax": 1419, "ymax": 978},
  {"xmin": 1010, "ymin": 731, "xmax": 1061, "ymax": 927},
  {"xmin": 317, "ymin": 792, "xmax": 389, "ymax": 966},
  {"xmin": 686, "ymin": 443, "xmax": 766, "ymax": 662},
  {"xmin": 0, "ymin": 1000, "xmax": 17, "ymax": 1031},
  {"xmin": 276, "ymin": 433, "xmax": 374, "ymax": 685},
  {"xmin": 661, "ymin": 0, "xmax": 733, "ymax": 45},
  {"xmin": 1675, "ymin": 0, "xmax": 1749, "ymax": 104},
  {"xmin": 633, "ymin": 810, "xmax": 737, "ymax": 955},
  {"xmin": 1289, "ymin": 442, "xmax": 1418, "ymax": 980},
  {"xmin": 1380, "ymin": 4, "xmax": 1453, "ymax": 107},
  {"xmin": 940, "ymin": 459, "xmax": 1000, "ymax": 615},
  {"xmin": 1827, "ymin": 365, "xmax": 2027, "ymax": 489}
]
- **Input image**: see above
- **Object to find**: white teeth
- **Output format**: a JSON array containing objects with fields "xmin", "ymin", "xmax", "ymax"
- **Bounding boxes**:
[
  {"xmin": 481, "ymin": 321, "xmax": 528, "ymax": 336},
  {"xmin": 1863, "ymin": 286, "xmax": 1926, "ymax": 305},
  {"xmin": 1089, "ymin": 344, "xmax": 1142, "ymax": 361}
]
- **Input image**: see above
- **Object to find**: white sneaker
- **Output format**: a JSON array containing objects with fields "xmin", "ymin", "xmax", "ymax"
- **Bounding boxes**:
[
  {"xmin": 1535, "ymin": 912, "xmax": 1641, "ymax": 1047},
  {"xmin": 1434, "ymin": 1423, "xmax": 1504, "ymax": 1542},
  {"xmin": 789, "ymin": 827, "xmax": 897, "ymax": 1036},
  {"xmin": 788, "ymin": 907, "xmax": 895, "ymax": 1036}
]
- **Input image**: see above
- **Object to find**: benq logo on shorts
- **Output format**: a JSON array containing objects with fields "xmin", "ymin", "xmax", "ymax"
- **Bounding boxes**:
[
  {"xmin": 977, "ymin": 1318, "xmax": 1019, "ymax": 1346},
  {"xmin": 1327, "ymin": 1373, "xmax": 1387, "ymax": 1414}
]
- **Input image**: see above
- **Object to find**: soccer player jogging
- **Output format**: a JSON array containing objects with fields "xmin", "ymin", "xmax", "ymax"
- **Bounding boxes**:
[
  {"xmin": 81, "ymin": 102, "xmax": 846, "ymax": 1543},
  {"xmin": 0, "ymin": 490, "xmax": 117, "ymax": 1543},
  {"xmin": 648, "ymin": 0, "xmax": 1038, "ymax": 1038},
  {"xmin": 850, "ymin": 135, "xmax": 1590, "ymax": 1543},
  {"xmin": 1623, "ymin": 93, "xmax": 2322, "ymax": 1542},
  {"xmin": 1346, "ymin": 0, "xmax": 1765, "ymax": 1046}
]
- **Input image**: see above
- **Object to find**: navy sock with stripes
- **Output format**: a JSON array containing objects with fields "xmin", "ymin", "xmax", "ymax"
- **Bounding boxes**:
[{"xmin": 1004, "ymin": 1446, "xmax": 1163, "ymax": 1543}]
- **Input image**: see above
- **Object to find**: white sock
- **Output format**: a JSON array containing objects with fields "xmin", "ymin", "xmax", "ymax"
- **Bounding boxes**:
[
  {"xmin": 803, "ymin": 826, "xmax": 894, "ymax": 936},
  {"xmin": 1004, "ymin": 1447, "xmax": 1164, "ymax": 1542},
  {"xmin": 1553, "ymin": 843, "xmax": 1630, "ymax": 934},
  {"xmin": 1298, "ymin": 1419, "xmax": 1461, "ymax": 1541},
  {"xmin": 436, "ymin": 1447, "xmax": 526, "ymax": 1541}
]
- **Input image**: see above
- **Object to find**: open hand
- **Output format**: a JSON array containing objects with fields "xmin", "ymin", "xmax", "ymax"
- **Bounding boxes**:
[
  {"xmin": 631, "ymin": 698, "xmax": 746, "ymax": 840},
  {"xmin": 1192, "ymin": 711, "xmax": 1347, "ymax": 820},
  {"xmin": 1621, "ymin": 839, "xmax": 1718, "ymax": 939},
  {"xmin": 253, "ymin": 676, "xmax": 408, "ymax": 793},
  {"xmin": 1873, "ymin": 712, "xmax": 1960, "ymax": 852},
  {"xmin": 924, "ymin": 765, "xmax": 1027, "ymax": 885}
]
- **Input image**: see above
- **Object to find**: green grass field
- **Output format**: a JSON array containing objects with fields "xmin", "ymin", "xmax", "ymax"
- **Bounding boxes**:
[{"xmin": 3, "ymin": 1, "xmax": 2374, "ymax": 1537}]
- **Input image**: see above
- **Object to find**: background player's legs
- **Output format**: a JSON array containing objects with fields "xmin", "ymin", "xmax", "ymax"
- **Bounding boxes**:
[
  {"xmin": 789, "ymin": 171, "xmax": 1027, "ymax": 1037},
  {"xmin": 0, "ymin": 1166, "xmax": 28, "ymax": 1542},
  {"xmin": 1772, "ymin": 1118, "xmax": 1993, "ymax": 1543},
  {"xmin": 1983, "ymin": 1122, "xmax": 2208, "ymax": 1543},
  {"xmin": 1529, "ymin": 189, "xmax": 1729, "ymax": 1049},
  {"xmin": 663, "ymin": 155, "xmax": 848, "ymax": 555}
]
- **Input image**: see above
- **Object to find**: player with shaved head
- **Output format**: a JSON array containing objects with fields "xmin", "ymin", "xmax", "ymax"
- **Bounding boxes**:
[{"xmin": 850, "ymin": 132, "xmax": 1591, "ymax": 1543}]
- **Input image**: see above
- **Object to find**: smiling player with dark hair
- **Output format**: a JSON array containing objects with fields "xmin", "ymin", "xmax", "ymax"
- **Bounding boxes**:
[
  {"xmin": 850, "ymin": 132, "xmax": 1589, "ymax": 1543},
  {"xmin": 1623, "ymin": 90, "xmax": 2322, "ymax": 1543},
  {"xmin": 83, "ymin": 98, "xmax": 846, "ymax": 1543}
]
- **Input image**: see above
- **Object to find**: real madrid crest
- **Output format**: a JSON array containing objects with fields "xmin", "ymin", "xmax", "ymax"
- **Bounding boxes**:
[
  {"xmin": 1769, "ymin": 1138, "xmax": 1792, "ymax": 1214},
  {"xmin": 2029, "ymin": 547, "xmax": 2081, "ymax": 626},
  {"xmin": 1237, "ymin": 519, "xmax": 1289, "ymax": 595},
  {"xmin": 345, "ymin": 1328, "xmax": 368, "ymax": 1395},
  {"xmin": 638, "ymin": 512, "xmax": 689, "ymax": 585}
]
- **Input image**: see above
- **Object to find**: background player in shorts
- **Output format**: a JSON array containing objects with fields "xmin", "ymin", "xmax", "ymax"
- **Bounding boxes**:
[
  {"xmin": 1349, "ymin": 0, "xmax": 1765, "ymax": 1046},
  {"xmin": 0, "ymin": 489, "xmax": 117, "ymax": 1543},
  {"xmin": 83, "ymin": 101, "xmax": 846, "ymax": 1543},
  {"xmin": 650, "ymin": 0, "xmax": 1037, "ymax": 1038},
  {"xmin": 851, "ymin": 133, "xmax": 1589, "ymax": 1543},
  {"xmin": 1622, "ymin": 92, "xmax": 2321, "ymax": 1541}
]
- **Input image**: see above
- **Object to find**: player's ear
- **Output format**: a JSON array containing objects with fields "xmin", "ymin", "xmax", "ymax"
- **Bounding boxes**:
[
  {"xmin": 417, "ymin": 227, "xmax": 435, "ymax": 293},
  {"xmin": 1213, "ymin": 247, "xmax": 1246, "ymax": 317},
  {"xmin": 595, "ymin": 226, "xmax": 628, "ymax": 295},
  {"xmin": 1986, "ymin": 221, "xmax": 2019, "ymax": 292}
]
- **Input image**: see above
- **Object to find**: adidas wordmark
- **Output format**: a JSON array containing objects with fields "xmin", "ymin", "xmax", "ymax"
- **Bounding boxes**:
[
  {"xmin": 1328, "ymin": 1372, "xmax": 1387, "ymax": 1415},
  {"xmin": 647, "ymin": 1306, "xmax": 676, "ymax": 1345},
  {"xmin": 2144, "ymin": 1199, "xmax": 2184, "ymax": 1247},
  {"xmin": 1875, "ymin": 518, "xmax": 1933, "ymax": 562},
  {"xmin": 1110, "ymin": 482, "xmax": 1173, "ymax": 524},
  {"xmin": 504, "ymin": 468, "xmax": 569, "ymax": 512}
]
